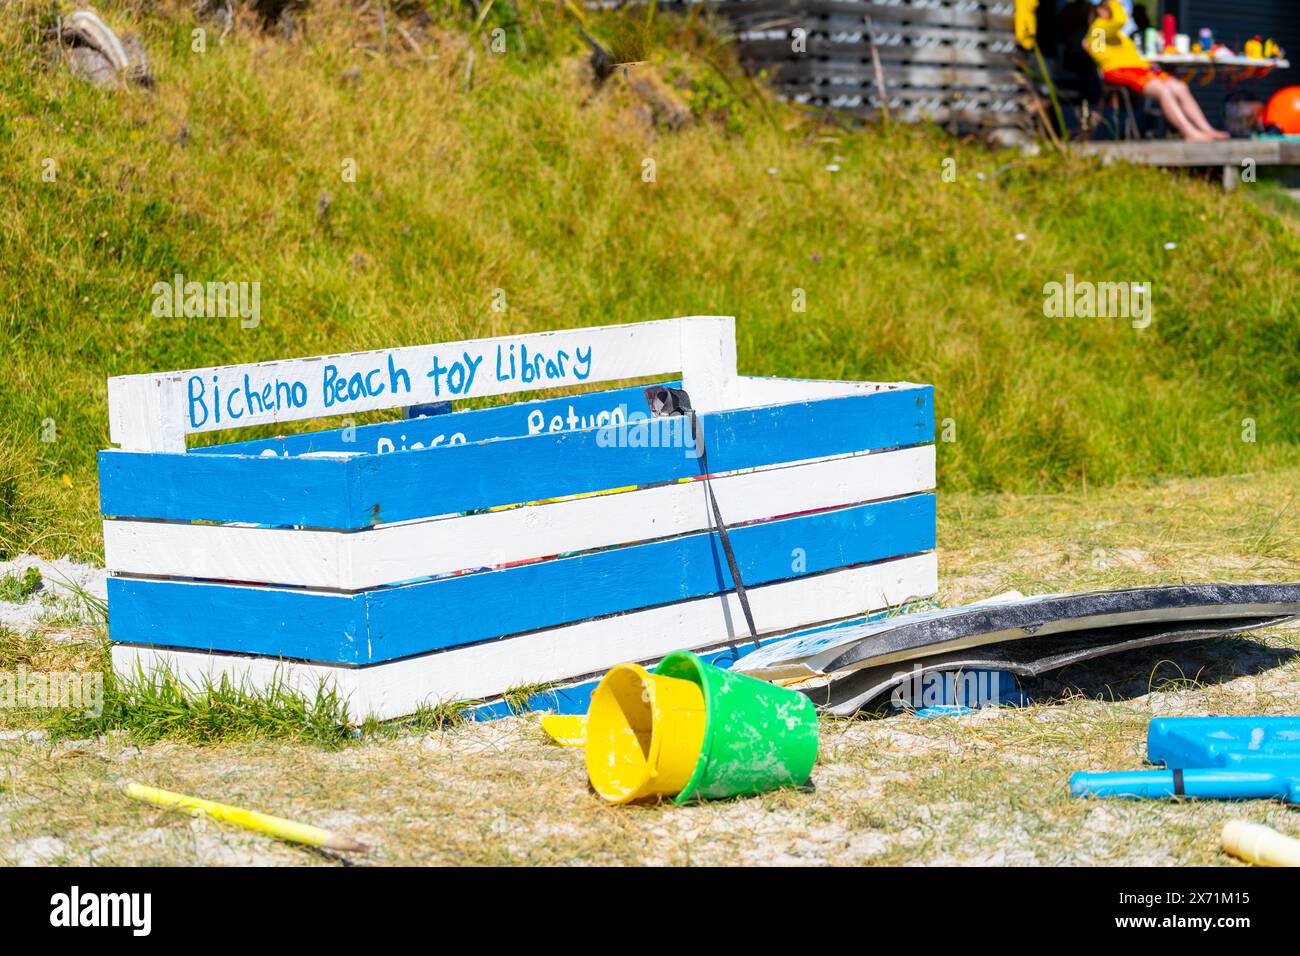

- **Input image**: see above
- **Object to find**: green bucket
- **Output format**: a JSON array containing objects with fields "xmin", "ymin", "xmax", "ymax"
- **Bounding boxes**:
[{"xmin": 653, "ymin": 650, "xmax": 819, "ymax": 803}]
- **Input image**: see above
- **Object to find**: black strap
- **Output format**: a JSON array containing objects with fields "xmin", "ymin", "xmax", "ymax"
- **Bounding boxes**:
[
  {"xmin": 1172, "ymin": 768, "xmax": 1185, "ymax": 795},
  {"xmin": 645, "ymin": 387, "xmax": 760, "ymax": 648},
  {"xmin": 690, "ymin": 410, "xmax": 760, "ymax": 647}
]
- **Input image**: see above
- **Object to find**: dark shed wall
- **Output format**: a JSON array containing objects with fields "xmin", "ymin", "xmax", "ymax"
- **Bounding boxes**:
[{"xmin": 1173, "ymin": 0, "xmax": 1300, "ymax": 125}]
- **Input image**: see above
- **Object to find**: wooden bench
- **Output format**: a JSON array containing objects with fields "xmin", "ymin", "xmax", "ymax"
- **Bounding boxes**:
[{"xmin": 1078, "ymin": 139, "xmax": 1300, "ymax": 190}]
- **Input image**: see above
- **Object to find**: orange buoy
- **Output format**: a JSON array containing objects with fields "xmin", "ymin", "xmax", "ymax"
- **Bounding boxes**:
[{"xmin": 1263, "ymin": 86, "xmax": 1300, "ymax": 134}]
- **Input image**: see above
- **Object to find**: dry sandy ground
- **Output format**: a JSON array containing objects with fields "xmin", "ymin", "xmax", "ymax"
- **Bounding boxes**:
[
  {"xmin": 0, "ymin": 556, "xmax": 106, "ymax": 632},
  {"xmin": 1, "ymin": 469, "xmax": 1297, "ymax": 866}
]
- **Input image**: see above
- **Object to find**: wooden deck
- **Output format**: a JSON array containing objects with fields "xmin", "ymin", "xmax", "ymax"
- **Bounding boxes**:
[{"xmin": 1077, "ymin": 140, "xmax": 1300, "ymax": 189}]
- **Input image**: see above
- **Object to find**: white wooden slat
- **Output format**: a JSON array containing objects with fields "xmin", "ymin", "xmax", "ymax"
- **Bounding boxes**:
[
  {"xmin": 729, "ymin": 375, "xmax": 916, "ymax": 407},
  {"xmin": 106, "ymin": 316, "xmax": 737, "ymax": 453},
  {"xmin": 679, "ymin": 315, "xmax": 737, "ymax": 413},
  {"xmin": 104, "ymin": 444, "xmax": 935, "ymax": 589},
  {"xmin": 107, "ymin": 375, "xmax": 187, "ymax": 453},
  {"xmin": 110, "ymin": 552, "xmax": 938, "ymax": 720}
]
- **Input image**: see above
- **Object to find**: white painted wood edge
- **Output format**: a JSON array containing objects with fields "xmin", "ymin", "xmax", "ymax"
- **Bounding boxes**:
[
  {"xmin": 103, "ymin": 445, "xmax": 936, "ymax": 588},
  {"xmin": 729, "ymin": 375, "xmax": 926, "ymax": 406},
  {"xmin": 680, "ymin": 315, "xmax": 736, "ymax": 413},
  {"xmin": 106, "ymin": 316, "xmax": 738, "ymax": 452},
  {"xmin": 110, "ymin": 553, "xmax": 938, "ymax": 720},
  {"xmin": 107, "ymin": 375, "xmax": 187, "ymax": 453}
]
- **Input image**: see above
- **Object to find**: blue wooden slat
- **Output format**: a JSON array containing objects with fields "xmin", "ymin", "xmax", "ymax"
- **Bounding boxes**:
[
  {"xmin": 101, "ymin": 452, "xmax": 347, "ymax": 528},
  {"xmin": 190, "ymin": 382, "xmax": 671, "ymax": 458},
  {"xmin": 402, "ymin": 402, "xmax": 453, "ymax": 419},
  {"xmin": 107, "ymin": 493, "xmax": 935, "ymax": 664},
  {"xmin": 109, "ymin": 585, "xmax": 362, "ymax": 657},
  {"xmin": 100, "ymin": 386, "xmax": 934, "ymax": 527}
]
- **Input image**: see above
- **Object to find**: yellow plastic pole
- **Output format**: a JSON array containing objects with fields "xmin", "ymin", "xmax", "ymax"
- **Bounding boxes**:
[
  {"xmin": 125, "ymin": 782, "xmax": 368, "ymax": 853},
  {"xmin": 1222, "ymin": 820, "xmax": 1300, "ymax": 867}
]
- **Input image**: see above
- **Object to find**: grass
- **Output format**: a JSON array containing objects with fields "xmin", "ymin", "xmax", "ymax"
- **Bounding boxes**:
[
  {"xmin": 55, "ymin": 666, "xmax": 361, "ymax": 748},
  {"xmin": 0, "ymin": 467, "xmax": 1296, "ymax": 864},
  {"xmin": 403, "ymin": 698, "xmax": 475, "ymax": 732},
  {"xmin": 502, "ymin": 681, "xmax": 556, "ymax": 715},
  {"xmin": 0, "ymin": 625, "xmax": 355, "ymax": 744},
  {"xmin": 1242, "ymin": 176, "xmax": 1300, "ymax": 224},
  {"xmin": 0, "ymin": 567, "xmax": 42, "ymax": 603},
  {"xmin": 0, "ymin": 1, "xmax": 1298, "ymax": 561}
]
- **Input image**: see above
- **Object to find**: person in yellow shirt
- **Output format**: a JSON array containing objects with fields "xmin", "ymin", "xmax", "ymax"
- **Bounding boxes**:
[{"xmin": 1086, "ymin": 0, "xmax": 1227, "ymax": 141}]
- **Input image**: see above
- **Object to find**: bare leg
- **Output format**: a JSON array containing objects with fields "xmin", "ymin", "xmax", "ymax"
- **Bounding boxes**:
[
  {"xmin": 1145, "ymin": 79, "xmax": 1214, "ymax": 142},
  {"xmin": 1168, "ymin": 79, "xmax": 1230, "ymax": 138}
]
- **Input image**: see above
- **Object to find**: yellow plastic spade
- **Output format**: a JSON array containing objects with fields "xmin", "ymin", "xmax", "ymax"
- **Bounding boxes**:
[{"xmin": 539, "ymin": 713, "xmax": 587, "ymax": 747}]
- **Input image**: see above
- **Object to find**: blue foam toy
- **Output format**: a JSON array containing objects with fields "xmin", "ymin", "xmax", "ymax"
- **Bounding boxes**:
[{"xmin": 1070, "ymin": 716, "xmax": 1300, "ymax": 804}]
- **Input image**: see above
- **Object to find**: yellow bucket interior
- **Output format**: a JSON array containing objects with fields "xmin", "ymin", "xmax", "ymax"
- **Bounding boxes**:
[{"xmin": 585, "ymin": 663, "xmax": 707, "ymax": 804}]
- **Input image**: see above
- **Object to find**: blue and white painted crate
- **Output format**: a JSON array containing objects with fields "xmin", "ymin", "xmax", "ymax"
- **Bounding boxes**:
[{"xmin": 100, "ymin": 316, "xmax": 938, "ymax": 719}]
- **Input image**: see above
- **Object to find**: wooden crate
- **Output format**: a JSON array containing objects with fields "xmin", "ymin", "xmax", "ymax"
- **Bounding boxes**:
[
  {"xmin": 678, "ymin": 0, "xmax": 1031, "ymax": 133},
  {"xmin": 100, "ymin": 317, "xmax": 937, "ymax": 719}
]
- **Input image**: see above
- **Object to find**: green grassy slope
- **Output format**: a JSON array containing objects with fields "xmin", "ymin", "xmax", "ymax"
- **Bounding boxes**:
[{"xmin": 1, "ymin": 1, "xmax": 1297, "ymax": 560}]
